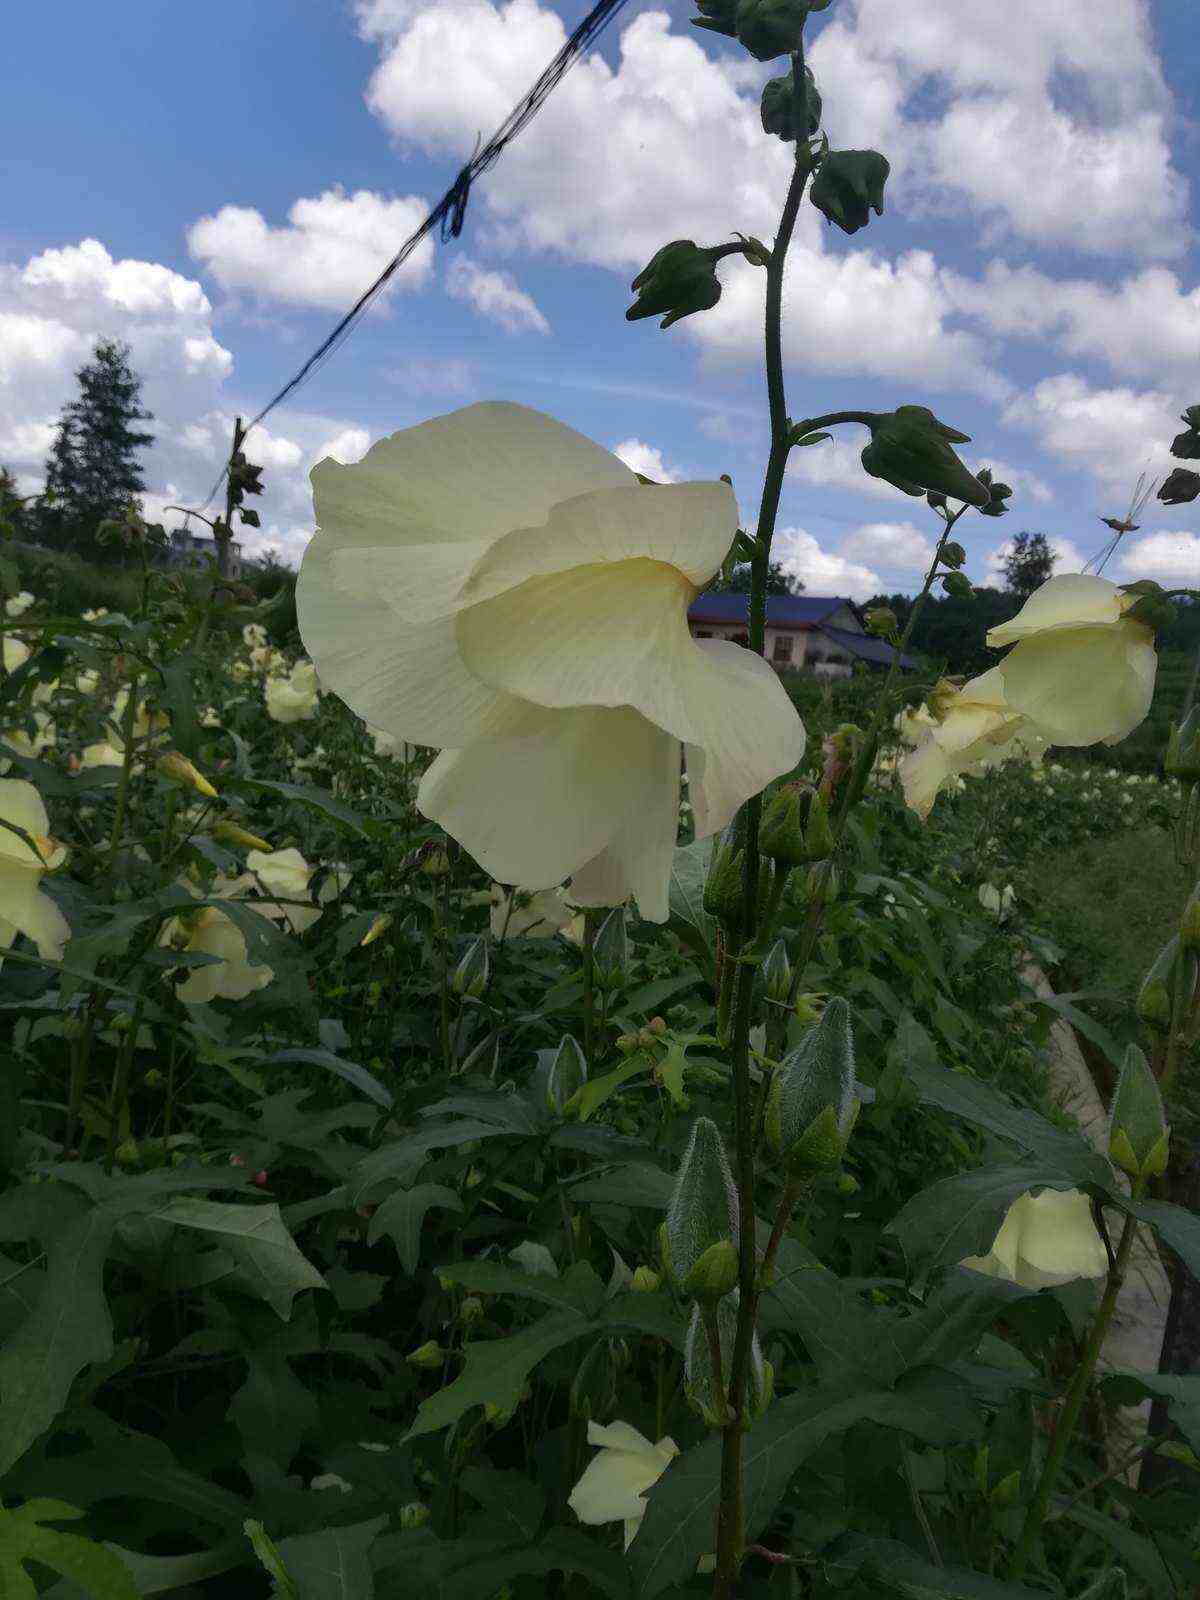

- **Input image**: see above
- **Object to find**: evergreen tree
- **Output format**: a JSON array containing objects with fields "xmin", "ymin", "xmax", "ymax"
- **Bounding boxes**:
[
  {"xmin": 38, "ymin": 340, "xmax": 154, "ymax": 563},
  {"xmin": 1002, "ymin": 531, "xmax": 1054, "ymax": 601},
  {"xmin": 709, "ymin": 559, "xmax": 805, "ymax": 596},
  {"xmin": 0, "ymin": 467, "xmax": 28, "ymax": 542}
]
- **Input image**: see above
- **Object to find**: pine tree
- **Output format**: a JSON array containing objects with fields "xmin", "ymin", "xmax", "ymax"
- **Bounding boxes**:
[
  {"xmin": 710, "ymin": 559, "xmax": 805, "ymax": 596},
  {"xmin": 0, "ymin": 467, "xmax": 27, "ymax": 542},
  {"xmin": 1002, "ymin": 531, "xmax": 1054, "ymax": 602},
  {"xmin": 38, "ymin": 340, "xmax": 154, "ymax": 563}
]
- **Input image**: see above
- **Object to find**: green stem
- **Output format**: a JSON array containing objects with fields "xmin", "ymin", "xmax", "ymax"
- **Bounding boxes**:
[
  {"xmin": 712, "ymin": 45, "xmax": 815, "ymax": 1600},
  {"xmin": 1006, "ymin": 1192, "xmax": 1145, "ymax": 1580},
  {"xmin": 104, "ymin": 996, "xmax": 144, "ymax": 1176},
  {"xmin": 582, "ymin": 908, "xmax": 599, "ymax": 1070},
  {"xmin": 105, "ymin": 671, "xmax": 142, "ymax": 890}
]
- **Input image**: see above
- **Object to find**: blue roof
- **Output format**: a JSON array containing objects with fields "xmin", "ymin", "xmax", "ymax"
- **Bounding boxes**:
[
  {"xmin": 818, "ymin": 625, "xmax": 919, "ymax": 671},
  {"xmin": 687, "ymin": 592, "xmax": 853, "ymax": 625}
]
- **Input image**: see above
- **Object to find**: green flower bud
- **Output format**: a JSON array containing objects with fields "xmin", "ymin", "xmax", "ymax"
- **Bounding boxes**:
[
  {"xmin": 972, "ymin": 465, "xmax": 1014, "ymax": 518},
  {"xmin": 760, "ymin": 65, "xmax": 821, "ymax": 141},
  {"xmin": 1181, "ymin": 887, "xmax": 1200, "ymax": 953},
  {"xmin": 703, "ymin": 843, "xmax": 746, "ymax": 927},
  {"xmin": 943, "ymin": 571, "xmax": 974, "ymax": 599},
  {"xmin": 836, "ymin": 1172, "xmax": 859, "ymax": 1196},
  {"xmin": 627, "ymin": 240, "xmax": 723, "ymax": 330},
  {"xmin": 592, "ymin": 907, "xmax": 629, "ymax": 990},
  {"xmin": 459, "ymin": 1295, "xmax": 485, "ymax": 1325},
  {"xmin": 941, "ymin": 541, "xmax": 967, "ymax": 568},
  {"xmin": 1165, "ymin": 708, "xmax": 1200, "ymax": 783},
  {"xmin": 1108, "ymin": 1043, "xmax": 1170, "ymax": 1180},
  {"xmin": 759, "ymin": 784, "xmax": 810, "ymax": 868},
  {"xmin": 1137, "ymin": 934, "xmax": 1197, "ymax": 1032},
  {"xmin": 810, "ymin": 149, "xmax": 891, "ymax": 236},
  {"xmin": 665, "ymin": 1116, "xmax": 739, "ymax": 1296},
  {"xmin": 683, "ymin": 1290, "xmax": 773, "ymax": 1429},
  {"xmin": 407, "ymin": 1340, "xmax": 445, "ymax": 1369},
  {"xmin": 615, "ymin": 1033, "xmax": 641, "ymax": 1055},
  {"xmin": 645, "ymin": 1015, "xmax": 667, "ymax": 1035},
  {"xmin": 115, "ymin": 1139, "xmax": 140, "ymax": 1166},
  {"xmin": 794, "ymin": 992, "xmax": 823, "ymax": 1025},
  {"xmin": 631, "ymin": 1265, "xmax": 661, "ymax": 1293},
  {"xmin": 684, "ymin": 1238, "xmax": 740, "ymax": 1305},
  {"xmin": 451, "ymin": 935, "xmax": 489, "ymax": 999},
  {"xmin": 547, "ymin": 1033, "xmax": 588, "ymax": 1115},
  {"xmin": 459, "ymin": 1031, "xmax": 500, "ymax": 1078},
  {"xmin": 399, "ymin": 1503, "xmax": 430, "ymax": 1530},
  {"xmin": 1159, "ymin": 467, "xmax": 1200, "ymax": 506},
  {"xmin": 864, "ymin": 607, "xmax": 897, "ymax": 637},
  {"xmin": 766, "ymin": 996, "xmax": 859, "ymax": 1174},
  {"xmin": 860, "ymin": 405, "xmax": 991, "ymax": 509},
  {"xmin": 762, "ymin": 938, "xmax": 792, "ymax": 1006},
  {"xmin": 807, "ymin": 860, "xmax": 838, "ymax": 903},
  {"xmin": 805, "ymin": 791, "xmax": 835, "ymax": 862},
  {"xmin": 143, "ymin": 1068, "xmax": 164, "ymax": 1089},
  {"xmin": 420, "ymin": 846, "xmax": 450, "ymax": 878},
  {"xmin": 1120, "ymin": 580, "xmax": 1176, "ymax": 633}
]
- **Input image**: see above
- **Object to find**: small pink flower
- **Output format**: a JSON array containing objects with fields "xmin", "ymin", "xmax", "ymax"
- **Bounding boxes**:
[{"xmin": 253, "ymin": 1170, "xmax": 270, "ymax": 1187}]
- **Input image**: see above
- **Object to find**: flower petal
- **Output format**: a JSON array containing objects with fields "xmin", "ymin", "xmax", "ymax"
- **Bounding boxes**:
[
  {"xmin": 996, "ymin": 626, "xmax": 1156, "ymax": 746},
  {"xmin": 1015, "ymin": 1188, "xmax": 1108, "ymax": 1286},
  {"xmin": 0, "ymin": 864, "xmax": 69, "ymax": 963},
  {"xmin": 567, "ymin": 721, "xmax": 681, "ymax": 922},
  {"xmin": 986, "ymin": 574, "xmax": 1127, "ymax": 646},
  {"xmin": 0, "ymin": 779, "xmax": 52, "ymax": 868}
]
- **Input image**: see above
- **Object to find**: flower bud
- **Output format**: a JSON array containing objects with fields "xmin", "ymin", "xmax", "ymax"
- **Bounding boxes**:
[
  {"xmin": 941, "ymin": 541, "xmax": 967, "ymax": 568},
  {"xmin": 810, "ymin": 149, "xmax": 891, "ymax": 236},
  {"xmin": 943, "ymin": 571, "xmax": 974, "ymax": 600},
  {"xmin": 766, "ymin": 996, "xmax": 859, "ymax": 1174},
  {"xmin": 703, "ymin": 843, "xmax": 745, "ymax": 927},
  {"xmin": 157, "ymin": 751, "xmax": 218, "ymax": 799},
  {"xmin": 115, "ymin": 1139, "xmax": 140, "ymax": 1166},
  {"xmin": 762, "ymin": 938, "xmax": 792, "ymax": 1006},
  {"xmin": 407, "ymin": 1341, "xmax": 445, "ymax": 1369},
  {"xmin": 547, "ymin": 1033, "xmax": 588, "ymax": 1115},
  {"xmin": 631, "ymin": 1265, "xmax": 661, "ymax": 1293},
  {"xmin": 861, "ymin": 405, "xmax": 990, "ymax": 508},
  {"xmin": 360, "ymin": 912, "xmax": 392, "ymax": 948},
  {"xmin": 1137, "ymin": 934, "xmax": 1197, "ymax": 1032},
  {"xmin": 864, "ymin": 607, "xmax": 897, "ymax": 637},
  {"xmin": 459, "ymin": 1295, "xmax": 485, "ymax": 1325},
  {"xmin": 253, "ymin": 1170, "xmax": 269, "ymax": 1188},
  {"xmin": 794, "ymin": 993, "xmax": 823, "ymax": 1026},
  {"xmin": 807, "ymin": 860, "xmax": 838, "ymax": 903},
  {"xmin": 615, "ymin": 1033, "xmax": 640, "ymax": 1055},
  {"xmin": 459, "ymin": 1031, "xmax": 500, "ymax": 1078},
  {"xmin": 645, "ymin": 1015, "xmax": 667, "ymax": 1036},
  {"xmin": 759, "ymin": 783, "xmax": 810, "ymax": 868},
  {"xmin": 805, "ymin": 791, "xmax": 835, "ymax": 862},
  {"xmin": 143, "ymin": 1068, "xmax": 164, "ymax": 1089},
  {"xmin": 760, "ymin": 64, "xmax": 821, "ymax": 141},
  {"xmin": 683, "ymin": 1238, "xmax": 740, "ymax": 1305},
  {"xmin": 665, "ymin": 1116, "xmax": 739, "ymax": 1299},
  {"xmin": 452, "ymin": 935, "xmax": 489, "ymax": 999},
  {"xmin": 627, "ymin": 240, "xmax": 723, "ymax": 330},
  {"xmin": 836, "ymin": 1172, "xmax": 859, "ymax": 1195},
  {"xmin": 420, "ymin": 845, "xmax": 450, "ymax": 877},
  {"xmin": 211, "ymin": 819, "xmax": 273, "ymax": 852},
  {"xmin": 683, "ymin": 1290, "xmax": 773, "ymax": 1430},
  {"xmin": 1108, "ymin": 1043, "xmax": 1171, "ymax": 1180},
  {"xmin": 733, "ymin": 0, "xmax": 829, "ymax": 61},
  {"xmin": 400, "ymin": 1503, "xmax": 430, "ymax": 1530},
  {"xmin": 592, "ymin": 907, "xmax": 629, "ymax": 990},
  {"xmin": 1159, "ymin": 467, "xmax": 1200, "ymax": 506},
  {"xmin": 1165, "ymin": 709, "xmax": 1200, "ymax": 784},
  {"xmin": 1181, "ymin": 888, "xmax": 1200, "ymax": 954}
]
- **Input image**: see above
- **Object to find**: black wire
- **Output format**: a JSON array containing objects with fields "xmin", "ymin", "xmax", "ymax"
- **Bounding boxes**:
[{"xmin": 200, "ymin": 0, "xmax": 634, "ymax": 513}]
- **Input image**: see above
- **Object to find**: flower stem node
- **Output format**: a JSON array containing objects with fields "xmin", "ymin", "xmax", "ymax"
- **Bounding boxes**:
[
  {"xmin": 665, "ymin": 1116, "xmax": 739, "ymax": 1299},
  {"xmin": 1108, "ymin": 1044, "xmax": 1171, "ymax": 1180},
  {"xmin": 626, "ymin": 241, "xmax": 724, "ymax": 331},
  {"xmin": 760, "ymin": 65, "xmax": 822, "ymax": 141},
  {"xmin": 810, "ymin": 149, "xmax": 891, "ymax": 236},
  {"xmin": 451, "ymin": 935, "xmax": 489, "ymax": 999},
  {"xmin": 766, "ymin": 996, "xmax": 859, "ymax": 1174}
]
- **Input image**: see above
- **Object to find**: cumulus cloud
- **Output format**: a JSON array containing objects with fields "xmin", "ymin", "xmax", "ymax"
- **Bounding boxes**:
[
  {"xmin": 445, "ymin": 253, "xmax": 550, "ymax": 333},
  {"xmin": 1114, "ymin": 530, "xmax": 1200, "ymax": 586},
  {"xmin": 773, "ymin": 527, "xmax": 883, "ymax": 599},
  {"xmin": 983, "ymin": 535, "xmax": 1091, "ymax": 585},
  {"xmin": 840, "ymin": 521, "xmax": 935, "ymax": 572},
  {"xmin": 1000, "ymin": 373, "xmax": 1180, "ymax": 495},
  {"xmin": 187, "ymin": 186, "xmax": 435, "ymax": 310},
  {"xmin": 610, "ymin": 438, "xmax": 682, "ymax": 482}
]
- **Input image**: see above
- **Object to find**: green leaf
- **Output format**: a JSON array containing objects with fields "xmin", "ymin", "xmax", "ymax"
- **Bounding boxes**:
[
  {"xmin": 1032, "ymin": 993, "xmax": 1129, "ymax": 1073},
  {"xmin": 405, "ymin": 1310, "xmax": 596, "ymax": 1442},
  {"xmin": 885, "ymin": 1163, "xmax": 1106, "ymax": 1288},
  {"xmin": 243, "ymin": 1520, "xmax": 298, "ymax": 1599},
  {"xmin": 622, "ymin": 968, "xmax": 704, "ymax": 1016},
  {"xmin": 150, "ymin": 1196, "xmax": 326, "ymax": 1321},
  {"xmin": 39, "ymin": 1538, "xmax": 247, "ymax": 1598},
  {"xmin": 157, "ymin": 656, "xmax": 200, "ymax": 759},
  {"xmin": 232, "ymin": 778, "xmax": 381, "ymax": 839},
  {"xmin": 667, "ymin": 837, "xmax": 718, "ymax": 968},
  {"xmin": 906, "ymin": 1057, "xmax": 1108, "ymax": 1173},
  {"xmin": 227, "ymin": 1348, "xmax": 320, "ymax": 1473},
  {"xmin": 1106, "ymin": 1196, "xmax": 1200, "ymax": 1285},
  {"xmin": 260, "ymin": 1048, "xmax": 393, "ymax": 1110},
  {"xmin": 435, "ymin": 1260, "xmax": 606, "ymax": 1318},
  {"xmin": 566, "ymin": 1163, "xmax": 676, "ymax": 1210},
  {"xmin": 459, "ymin": 1467, "xmax": 544, "ymax": 1543},
  {"xmin": 1057, "ymin": 1504, "xmax": 1175, "ymax": 1592},
  {"xmin": 273, "ymin": 1516, "xmax": 389, "ymax": 1600},
  {"xmin": 820, "ymin": 1531, "xmax": 1059, "ymax": 1597},
  {"xmin": 349, "ymin": 1120, "xmax": 518, "ymax": 1204},
  {"xmin": 368, "ymin": 1184, "xmax": 464, "ymax": 1275},
  {"xmin": 572, "ymin": 1057, "xmax": 651, "ymax": 1121},
  {"xmin": 1097, "ymin": 1370, "xmax": 1200, "ymax": 1455},
  {"xmin": 0, "ymin": 1498, "xmax": 139, "ymax": 1600}
]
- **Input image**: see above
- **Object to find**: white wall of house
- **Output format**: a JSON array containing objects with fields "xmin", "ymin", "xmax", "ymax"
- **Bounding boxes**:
[{"xmin": 688, "ymin": 616, "xmax": 861, "ymax": 676}]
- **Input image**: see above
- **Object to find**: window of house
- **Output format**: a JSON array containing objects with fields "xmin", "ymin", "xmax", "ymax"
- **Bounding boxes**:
[
  {"xmin": 694, "ymin": 629, "xmax": 712, "ymax": 638},
  {"xmin": 772, "ymin": 635, "xmax": 794, "ymax": 662}
]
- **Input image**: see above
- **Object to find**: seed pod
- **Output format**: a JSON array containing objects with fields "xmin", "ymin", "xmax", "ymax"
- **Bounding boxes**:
[
  {"xmin": 631, "ymin": 1265, "xmax": 661, "ymax": 1293},
  {"xmin": 212, "ymin": 819, "xmax": 273, "ymax": 852},
  {"xmin": 760, "ymin": 64, "xmax": 822, "ymax": 141},
  {"xmin": 157, "ymin": 751, "xmax": 218, "ymax": 798},
  {"xmin": 766, "ymin": 996, "xmax": 859, "ymax": 1174},
  {"xmin": 804, "ymin": 791, "xmax": 835, "ymax": 862},
  {"xmin": 626, "ymin": 240, "xmax": 723, "ymax": 330},
  {"xmin": 1108, "ymin": 1043, "xmax": 1171, "ymax": 1180},
  {"xmin": 665, "ymin": 1116, "xmax": 739, "ymax": 1301}
]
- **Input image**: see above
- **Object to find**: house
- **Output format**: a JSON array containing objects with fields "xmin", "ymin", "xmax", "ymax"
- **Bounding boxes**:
[
  {"xmin": 165, "ymin": 526, "xmax": 243, "ymax": 579},
  {"xmin": 686, "ymin": 592, "xmax": 919, "ymax": 677}
]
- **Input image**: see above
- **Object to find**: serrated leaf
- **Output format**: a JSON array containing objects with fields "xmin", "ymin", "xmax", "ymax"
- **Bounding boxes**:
[
  {"xmin": 150, "ymin": 1197, "xmax": 326, "ymax": 1321},
  {"xmin": 571, "ymin": 1057, "xmax": 651, "ymax": 1122},
  {"xmin": 273, "ymin": 1516, "xmax": 389, "ymax": 1600},
  {"xmin": 368, "ymin": 1184, "xmax": 464, "ymax": 1275},
  {"xmin": 227, "ymin": 1347, "xmax": 321, "ymax": 1471},
  {"xmin": 0, "ymin": 1498, "xmax": 138, "ymax": 1600},
  {"xmin": 1105, "ymin": 1195, "xmax": 1200, "ymax": 1286},
  {"xmin": 459, "ymin": 1467, "xmax": 544, "ymax": 1543},
  {"xmin": 260, "ymin": 1048, "xmax": 392, "ymax": 1109}
]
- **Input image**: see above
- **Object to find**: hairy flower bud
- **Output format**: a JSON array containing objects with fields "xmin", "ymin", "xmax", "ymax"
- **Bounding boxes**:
[
  {"xmin": 360, "ymin": 912, "xmax": 392, "ymax": 948},
  {"xmin": 684, "ymin": 1238, "xmax": 740, "ymax": 1304},
  {"xmin": 810, "ymin": 149, "xmax": 891, "ymax": 236},
  {"xmin": 1108, "ymin": 1043, "xmax": 1170, "ymax": 1179},
  {"xmin": 684, "ymin": 1290, "xmax": 773, "ymax": 1429},
  {"xmin": 762, "ymin": 938, "xmax": 792, "ymax": 1006},
  {"xmin": 703, "ymin": 843, "xmax": 745, "ymax": 927},
  {"xmin": 1159, "ymin": 467, "xmax": 1200, "ymax": 506},
  {"xmin": 665, "ymin": 1116, "xmax": 739, "ymax": 1300},
  {"xmin": 766, "ymin": 996, "xmax": 859, "ymax": 1174},
  {"xmin": 1137, "ymin": 934, "xmax": 1196, "ymax": 1032},
  {"xmin": 547, "ymin": 1033, "xmax": 588, "ymax": 1115},
  {"xmin": 592, "ymin": 907, "xmax": 629, "ymax": 990},
  {"xmin": 759, "ymin": 783, "xmax": 811, "ymax": 868},
  {"xmin": 943, "ymin": 571, "xmax": 974, "ymax": 600},
  {"xmin": 805, "ymin": 791, "xmax": 835, "ymax": 862},
  {"xmin": 627, "ymin": 241, "xmax": 723, "ymax": 330},
  {"xmin": 760, "ymin": 64, "xmax": 821, "ymax": 141},
  {"xmin": 452, "ymin": 935, "xmax": 489, "ymax": 999},
  {"xmin": 941, "ymin": 541, "xmax": 967, "ymax": 568},
  {"xmin": 420, "ymin": 845, "xmax": 450, "ymax": 878}
]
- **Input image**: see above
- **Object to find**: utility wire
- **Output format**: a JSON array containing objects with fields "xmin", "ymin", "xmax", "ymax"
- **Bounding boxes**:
[{"xmin": 199, "ymin": 0, "xmax": 635, "ymax": 513}]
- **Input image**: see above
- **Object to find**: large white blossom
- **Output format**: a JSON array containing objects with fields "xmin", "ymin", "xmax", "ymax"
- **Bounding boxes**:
[
  {"xmin": 297, "ymin": 402, "xmax": 804, "ymax": 922},
  {"xmin": 959, "ymin": 1187, "xmax": 1108, "ymax": 1290},
  {"xmin": 0, "ymin": 779, "xmax": 70, "ymax": 969}
]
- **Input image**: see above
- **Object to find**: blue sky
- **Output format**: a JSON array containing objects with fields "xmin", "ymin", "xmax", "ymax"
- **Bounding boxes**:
[{"xmin": 3, "ymin": 0, "xmax": 1199, "ymax": 599}]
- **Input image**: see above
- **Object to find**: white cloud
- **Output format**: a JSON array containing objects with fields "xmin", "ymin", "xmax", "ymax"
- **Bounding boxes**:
[
  {"xmin": 389, "ymin": 355, "xmax": 477, "ymax": 396},
  {"xmin": 840, "ymin": 521, "xmax": 934, "ymax": 572},
  {"xmin": 312, "ymin": 427, "xmax": 372, "ymax": 467},
  {"xmin": 1115, "ymin": 531, "xmax": 1200, "ymax": 586},
  {"xmin": 445, "ymin": 253, "xmax": 549, "ymax": 334},
  {"xmin": 610, "ymin": 438, "xmax": 681, "ymax": 482},
  {"xmin": 21, "ymin": 238, "xmax": 215, "ymax": 316},
  {"xmin": 773, "ymin": 527, "xmax": 882, "ymax": 599},
  {"xmin": 187, "ymin": 186, "xmax": 436, "ymax": 310},
  {"xmin": 1000, "ymin": 373, "xmax": 1180, "ymax": 495}
]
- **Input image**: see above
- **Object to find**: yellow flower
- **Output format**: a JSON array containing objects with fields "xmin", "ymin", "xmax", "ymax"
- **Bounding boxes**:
[
  {"xmin": 81, "ymin": 738, "xmax": 129, "ymax": 770},
  {"xmin": 296, "ymin": 402, "xmax": 804, "ymax": 922},
  {"xmin": 567, "ymin": 1421, "xmax": 680, "ymax": 1551},
  {"xmin": 242, "ymin": 847, "xmax": 351, "ymax": 934},
  {"xmin": 162, "ymin": 904, "xmax": 274, "ymax": 1004},
  {"xmin": 4, "ymin": 637, "xmax": 30, "ymax": 674},
  {"xmin": 157, "ymin": 751, "xmax": 219, "ymax": 798},
  {"xmin": 111, "ymin": 687, "xmax": 169, "ymax": 745},
  {"xmin": 959, "ymin": 1188, "xmax": 1108, "ymax": 1290},
  {"xmin": 81, "ymin": 608, "xmax": 108, "ymax": 623},
  {"xmin": 900, "ymin": 669, "xmax": 1046, "ymax": 820},
  {"xmin": 986, "ymin": 574, "xmax": 1157, "ymax": 748},
  {"xmin": 243, "ymin": 623, "xmax": 268, "ymax": 649},
  {"xmin": 0, "ymin": 779, "xmax": 70, "ymax": 969},
  {"xmin": 264, "ymin": 660, "xmax": 320, "ymax": 723},
  {"xmin": 894, "ymin": 703, "xmax": 936, "ymax": 748},
  {"xmin": 1, "ymin": 710, "xmax": 57, "ymax": 769}
]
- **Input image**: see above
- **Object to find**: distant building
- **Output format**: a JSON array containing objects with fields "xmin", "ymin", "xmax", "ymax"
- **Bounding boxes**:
[
  {"xmin": 686, "ymin": 592, "xmax": 918, "ymax": 677},
  {"xmin": 165, "ymin": 525, "xmax": 243, "ymax": 579}
]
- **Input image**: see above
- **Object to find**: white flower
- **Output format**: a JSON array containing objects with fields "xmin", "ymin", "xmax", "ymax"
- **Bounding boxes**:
[
  {"xmin": 81, "ymin": 608, "xmax": 108, "ymax": 623},
  {"xmin": 246, "ymin": 846, "xmax": 312, "ymax": 902},
  {"xmin": 162, "ymin": 904, "xmax": 275, "ymax": 1003},
  {"xmin": 75, "ymin": 669, "xmax": 101, "ymax": 696},
  {"xmin": 243, "ymin": 623, "xmax": 268, "ymax": 650},
  {"xmin": 0, "ymin": 779, "xmax": 70, "ymax": 969},
  {"xmin": 978, "ymin": 882, "xmax": 1016, "ymax": 919},
  {"xmin": 1, "ymin": 710, "xmax": 56, "ymax": 768},
  {"xmin": 568, "ymin": 1421, "xmax": 680, "ymax": 1551},
  {"xmin": 4, "ymin": 636, "xmax": 31, "ymax": 674},
  {"xmin": 900, "ymin": 669, "xmax": 1046, "ymax": 821},
  {"xmin": 80, "ymin": 739, "xmax": 128, "ymax": 771},
  {"xmin": 489, "ymin": 881, "xmax": 575, "ymax": 940},
  {"xmin": 959, "ymin": 1188, "xmax": 1108, "ymax": 1289},
  {"xmin": 6, "ymin": 592, "xmax": 36, "ymax": 619},
  {"xmin": 265, "ymin": 659, "xmax": 320, "ymax": 724},
  {"xmin": 986, "ymin": 575, "xmax": 1156, "ymax": 748},
  {"xmin": 296, "ymin": 401, "xmax": 804, "ymax": 923},
  {"xmin": 367, "ymin": 723, "xmax": 416, "ymax": 762}
]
